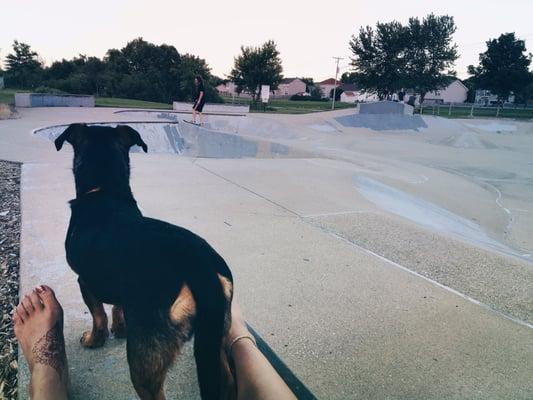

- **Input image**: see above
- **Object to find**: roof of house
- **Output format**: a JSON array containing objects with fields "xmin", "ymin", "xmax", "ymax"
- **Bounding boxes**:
[
  {"xmin": 280, "ymin": 77, "xmax": 302, "ymax": 84},
  {"xmin": 340, "ymin": 83, "xmax": 359, "ymax": 91},
  {"xmin": 318, "ymin": 78, "xmax": 337, "ymax": 85},
  {"xmin": 450, "ymin": 79, "xmax": 468, "ymax": 91}
]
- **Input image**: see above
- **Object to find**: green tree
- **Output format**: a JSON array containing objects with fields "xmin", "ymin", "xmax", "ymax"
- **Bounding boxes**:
[
  {"xmin": 5, "ymin": 40, "xmax": 43, "ymax": 88},
  {"xmin": 405, "ymin": 14, "xmax": 458, "ymax": 102},
  {"xmin": 468, "ymin": 33, "xmax": 532, "ymax": 103},
  {"xmin": 341, "ymin": 72, "xmax": 357, "ymax": 84},
  {"xmin": 229, "ymin": 40, "xmax": 283, "ymax": 102},
  {"xmin": 349, "ymin": 22, "xmax": 408, "ymax": 99},
  {"xmin": 177, "ymin": 54, "xmax": 222, "ymax": 103}
]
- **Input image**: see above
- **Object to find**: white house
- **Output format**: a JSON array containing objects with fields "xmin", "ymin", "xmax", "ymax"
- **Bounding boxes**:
[
  {"xmin": 474, "ymin": 89, "xmax": 515, "ymax": 105},
  {"xmin": 339, "ymin": 83, "xmax": 379, "ymax": 103},
  {"xmin": 272, "ymin": 78, "xmax": 306, "ymax": 98},
  {"xmin": 423, "ymin": 80, "xmax": 468, "ymax": 104},
  {"xmin": 340, "ymin": 91, "xmax": 356, "ymax": 103}
]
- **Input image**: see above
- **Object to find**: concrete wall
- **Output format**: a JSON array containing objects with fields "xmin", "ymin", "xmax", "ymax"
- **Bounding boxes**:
[
  {"xmin": 359, "ymin": 101, "xmax": 414, "ymax": 115},
  {"xmin": 15, "ymin": 93, "xmax": 95, "ymax": 107},
  {"xmin": 173, "ymin": 101, "xmax": 249, "ymax": 114}
]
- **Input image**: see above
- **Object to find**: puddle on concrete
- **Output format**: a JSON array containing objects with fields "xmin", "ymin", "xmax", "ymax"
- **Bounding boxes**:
[
  {"xmin": 354, "ymin": 176, "xmax": 528, "ymax": 260},
  {"xmin": 34, "ymin": 122, "xmax": 298, "ymax": 159}
]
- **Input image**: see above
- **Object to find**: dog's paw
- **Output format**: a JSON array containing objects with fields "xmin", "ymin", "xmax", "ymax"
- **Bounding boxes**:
[
  {"xmin": 80, "ymin": 329, "xmax": 109, "ymax": 348},
  {"xmin": 111, "ymin": 323, "xmax": 127, "ymax": 339}
]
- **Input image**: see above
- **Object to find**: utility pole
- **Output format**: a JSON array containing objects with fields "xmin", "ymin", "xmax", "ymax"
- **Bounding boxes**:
[{"xmin": 331, "ymin": 56, "xmax": 343, "ymax": 110}]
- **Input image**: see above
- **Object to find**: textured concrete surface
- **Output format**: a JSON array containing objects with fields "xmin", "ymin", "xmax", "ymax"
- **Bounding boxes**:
[{"xmin": 1, "ymin": 107, "xmax": 532, "ymax": 399}]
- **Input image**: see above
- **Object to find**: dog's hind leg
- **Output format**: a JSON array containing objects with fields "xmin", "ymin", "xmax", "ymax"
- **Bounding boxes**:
[
  {"xmin": 127, "ymin": 336, "xmax": 171, "ymax": 400},
  {"xmin": 78, "ymin": 279, "xmax": 109, "ymax": 348},
  {"xmin": 111, "ymin": 305, "xmax": 127, "ymax": 338},
  {"xmin": 126, "ymin": 323, "xmax": 182, "ymax": 400}
]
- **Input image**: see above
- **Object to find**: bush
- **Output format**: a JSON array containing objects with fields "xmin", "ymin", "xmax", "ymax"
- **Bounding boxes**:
[
  {"xmin": 33, "ymin": 86, "xmax": 67, "ymax": 94},
  {"xmin": 289, "ymin": 94, "xmax": 327, "ymax": 101}
]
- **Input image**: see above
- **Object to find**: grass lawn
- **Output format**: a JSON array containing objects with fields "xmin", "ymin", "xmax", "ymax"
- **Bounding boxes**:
[
  {"xmin": 95, "ymin": 97, "xmax": 172, "ymax": 109},
  {"xmin": 221, "ymin": 96, "xmax": 356, "ymax": 114},
  {"xmin": 418, "ymin": 104, "xmax": 533, "ymax": 119},
  {"xmin": 0, "ymin": 88, "xmax": 29, "ymax": 104},
  {"xmin": 0, "ymin": 89, "xmax": 172, "ymax": 110}
]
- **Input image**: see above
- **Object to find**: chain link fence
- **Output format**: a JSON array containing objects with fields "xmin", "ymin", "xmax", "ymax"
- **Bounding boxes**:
[{"xmin": 416, "ymin": 103, "xmax": 533, "ymax": 119}]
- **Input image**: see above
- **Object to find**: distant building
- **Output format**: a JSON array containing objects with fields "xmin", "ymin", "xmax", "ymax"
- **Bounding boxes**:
[
  {"xmin": 216, "ymin": 79, "xmax": 306, "ymax": 99},
  {"xmin": 272, "ymin": 78, "xmax": 306, "ymax": 98},
  {"xmin": 474, "ymin": 89, "xmax": 515, "ymax": 105},
  {"xmin": 340, "ymin": 91, "xmax": 356, "ymax": 103},
  {"xmin": 215, "ymin": 82, "xmax": 252, "ymax": 98},
  {"xmin": 423, "ymin": 80, "xmax": 468, "ymax": 104},
  {"xmin": 338, "ymin": 83, "xmax": 379, "ymax": 103},
  {"xmin": 317, "ymin": 78, "xmax": 339, "ymax": 99}
]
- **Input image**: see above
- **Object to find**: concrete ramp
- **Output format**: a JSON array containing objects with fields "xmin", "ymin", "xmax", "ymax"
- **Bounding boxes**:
[
  {"xmin": 359, "ymin": 101, "xmax": 414, "ymax": 115},
  {"xmin": 33, "ymin": 121, "xmax": 310, "ymax": 159}
]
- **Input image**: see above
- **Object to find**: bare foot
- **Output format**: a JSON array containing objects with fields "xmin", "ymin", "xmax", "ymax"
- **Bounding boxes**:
[{"xmin": 13, "ymin": 285, "xmax": 68, "ymax": 400}]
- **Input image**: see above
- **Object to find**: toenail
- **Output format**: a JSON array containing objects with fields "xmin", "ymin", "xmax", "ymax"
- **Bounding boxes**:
[{"xmin": 36, "ymin": 286, "xmax": 43, "ymax": 292}]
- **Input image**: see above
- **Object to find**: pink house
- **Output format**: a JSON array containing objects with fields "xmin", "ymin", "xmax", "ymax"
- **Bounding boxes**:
[
  {"xmin": 215, "ymin": 82, "xmax": 252, "ymax": 98},
  {"xmin": 317, "ymin": 78, "xmax": 340, "ymax": 99},
  {"xmin": 271, "ymin": 78, "xmax": 306, "ymax": 98}
]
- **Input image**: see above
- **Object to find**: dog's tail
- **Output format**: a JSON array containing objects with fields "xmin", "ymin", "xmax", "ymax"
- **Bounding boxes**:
[{"xmin": 188, "ymin": 267, "xmax": 234, "ymax": 400}]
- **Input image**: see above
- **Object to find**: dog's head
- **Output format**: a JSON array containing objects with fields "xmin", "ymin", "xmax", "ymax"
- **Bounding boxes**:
[{"xmin": 55, "ymin": 123, "xmax": 148, "ymax": 196}]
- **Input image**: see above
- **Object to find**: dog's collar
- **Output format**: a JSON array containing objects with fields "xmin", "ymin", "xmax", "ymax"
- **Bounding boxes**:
[{"xmin": 84, "ymin": 187, "xmax": 101, "ymax": 195}]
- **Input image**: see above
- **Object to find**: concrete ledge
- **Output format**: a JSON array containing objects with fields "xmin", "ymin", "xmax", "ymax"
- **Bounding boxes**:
[
  {"xmin": 360, "ymin": 101, "xmax": 413, "ymax": 115},
  {"xmin": 173, "ymin": 101, "xmax": 249, "ymax": 114},
  {"xmin": 15, "ymin": 93, "xmax": 95, "ymax": 108}
]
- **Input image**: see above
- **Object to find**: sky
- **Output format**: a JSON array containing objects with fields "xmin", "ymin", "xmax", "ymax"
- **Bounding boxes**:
[{"xmin": 1, "ymin": 0, "xmax": 532, "ymax": 81}]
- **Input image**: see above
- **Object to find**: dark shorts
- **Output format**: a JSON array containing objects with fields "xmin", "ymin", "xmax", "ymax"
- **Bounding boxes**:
[{"xmin": 194, "ymin": 100, "xmax": 205, "ymax": 112}]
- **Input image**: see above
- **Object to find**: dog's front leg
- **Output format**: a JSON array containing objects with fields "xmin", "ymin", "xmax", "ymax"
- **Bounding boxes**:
[{"xmin": 79, "ymin": 279, "xmax": 109, "ymax": 348}]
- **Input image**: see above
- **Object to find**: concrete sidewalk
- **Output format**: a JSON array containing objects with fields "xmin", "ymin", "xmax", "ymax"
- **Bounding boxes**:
[{"xmin": 19, "ymin": 155, "xmax": 532, "ymax": 399}]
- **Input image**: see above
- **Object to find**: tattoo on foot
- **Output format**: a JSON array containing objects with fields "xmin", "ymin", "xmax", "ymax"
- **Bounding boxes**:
[{"xmin": 31, "ymin": 326, "xmax": 66, "ymax": 378}]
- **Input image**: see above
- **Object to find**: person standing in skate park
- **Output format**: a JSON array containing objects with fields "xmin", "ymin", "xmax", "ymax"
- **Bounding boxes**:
[{"xmin": 191, "ymin": 75, "xmax": 206, "ymax": 125}]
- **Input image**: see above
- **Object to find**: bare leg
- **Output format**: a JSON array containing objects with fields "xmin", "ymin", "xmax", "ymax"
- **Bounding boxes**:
[
  {"xmin": 199, "ymin": 112, "xmax": 204, "ymax": 125},
  {"xmin": 224, "ymin": 303, "xmax": 296, "ymax": 400},
  {"xmin": 13, "ymin": 286, "xmax": 68, "ymax": 400},
  {"xmin": 192, "ymin": 108, "xmax": 197, "ymax": 123},
  {"xmin": 79, "ymin": 280, "xmax": 109, "ymax": 348}
]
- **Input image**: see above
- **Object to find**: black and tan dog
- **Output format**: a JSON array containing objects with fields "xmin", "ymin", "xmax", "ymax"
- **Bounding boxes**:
[{"xmin": 55, "ymin": 123, "xmax": 235, "ymax": 400}]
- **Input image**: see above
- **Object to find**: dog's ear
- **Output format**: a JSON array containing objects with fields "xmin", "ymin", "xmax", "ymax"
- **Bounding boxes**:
[
  {"xmin": 54, "ymin": 123, "xmax": 86, "ymax": 151},
  {"xmin": 116, "ymin": 125, "xmax": 148, "ymax": 153}
]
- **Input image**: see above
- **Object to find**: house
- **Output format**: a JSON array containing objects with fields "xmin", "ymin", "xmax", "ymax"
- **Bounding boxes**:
[
  {"xmin": 475, "ymin": 89, "xmax": 515, "ymax": 105},
  {"xmin": 423, "ymin": 80, "xmax": 468, "ymax": 104},
  {"xmin": 272, "ymin": 78, "xmax": 306, "ymax": 98},
  {"xmin": 317, "ymin": 78, "xmax": 339, "ymax": 99},
  {"xmin": 340, "ymin": 91, "xmax": 357, "ymax": 103},
  {"xmin": 339, "ymin": 83, "xmax": 379, "ymax": 103},
  {"xmin": 215, "ymin": 81, "xmax": 252, "ymax": 98}
]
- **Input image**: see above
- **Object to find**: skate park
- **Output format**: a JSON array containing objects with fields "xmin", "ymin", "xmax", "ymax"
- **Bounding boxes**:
[{"xmin": 1, "ymin": 103, "xmax": 532, "ymax": 399}]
